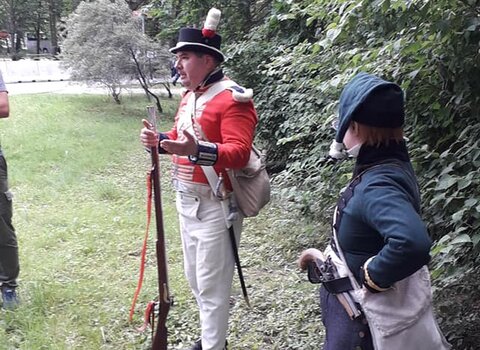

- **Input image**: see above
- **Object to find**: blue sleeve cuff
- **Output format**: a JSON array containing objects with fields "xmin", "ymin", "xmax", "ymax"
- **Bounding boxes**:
[
  {"xmin": 158, "ymin": 133, "xmax": 169, "ymax": 154},
  {"xmin": 189, "ymin": 140, "xmax": 218, "ymax": 166}
]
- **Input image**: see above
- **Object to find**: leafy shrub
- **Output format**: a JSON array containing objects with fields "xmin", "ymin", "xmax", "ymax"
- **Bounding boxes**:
[{"xmin": 227, "ymin": 0, "xmax": 480, "ymax": 347}]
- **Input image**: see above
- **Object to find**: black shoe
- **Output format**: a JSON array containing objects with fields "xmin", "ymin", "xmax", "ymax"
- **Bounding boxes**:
[
  {"xmin": 189, "ymin": 339, "xmax": 228, "ymax": 350},
  {"xmin": 1, "ymin": 286, "xmax": 19, "ymax": 310}
]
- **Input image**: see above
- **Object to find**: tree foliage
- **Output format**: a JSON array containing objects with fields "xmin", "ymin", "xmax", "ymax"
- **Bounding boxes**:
[
  {"xmin": 140, "ymin": 1, "xmax": 480, "ymax": 345},
  {"xmin": 61, "ymin": 0, "xmax": 169, "ymax": 107},
  {"xmin": 0, "ymin": 0, "xmax": 146, "ymax": 58},
  {"xmin": 225, "ymin": 0, "xmax": 480, "ymax": 347},
  {"xmin": 0, "ymin": 0, "xmax": 30, "ymax": 57},
  {"xmin": 0, "ymin": 0, "xmax": 66, "ymax": 56},
  {"xmin": 2, "ymin": 0, "xmax": 479, "ymax": 346},
  {"xmin": 147, "ymin": 0, "xmax": 269, "ymax": 46}
]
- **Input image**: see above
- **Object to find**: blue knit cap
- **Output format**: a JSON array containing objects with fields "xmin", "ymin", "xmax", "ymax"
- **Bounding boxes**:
[{"xmin": 335, "ymin": 72, "xmax": 405, "ymax": 143}]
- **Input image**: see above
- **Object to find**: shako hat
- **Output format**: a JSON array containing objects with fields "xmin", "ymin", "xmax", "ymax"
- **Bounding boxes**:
[{"xmin": 169, "ymin": 8, "xmax": 225, "ymax": 62}]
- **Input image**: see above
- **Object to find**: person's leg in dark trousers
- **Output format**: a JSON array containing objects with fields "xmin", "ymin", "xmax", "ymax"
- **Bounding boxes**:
[
  {"xmin": 0, "ymin": 152, "xmax": 19, "ymax": 308},
  {"xmin": 320, "ymin": 286, "xmax": 373, "ymax": 350}
]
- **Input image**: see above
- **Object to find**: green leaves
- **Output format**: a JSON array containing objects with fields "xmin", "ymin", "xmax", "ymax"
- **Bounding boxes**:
[
  {"xmin": 62, "ymin": 0, "xmax": 169, "ymax": 105},
  {"xmin": 436, "ymin": 174, "xmax": 457, "ymax": 191},
  {"xmin": 225, "ymin": 1, "xmax": 480, "ymax": 346}
]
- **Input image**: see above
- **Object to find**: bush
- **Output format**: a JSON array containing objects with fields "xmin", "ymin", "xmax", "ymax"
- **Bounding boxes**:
[{"xmin": 226, "ymin": 0, "xmax": 480, "ymax": 347}]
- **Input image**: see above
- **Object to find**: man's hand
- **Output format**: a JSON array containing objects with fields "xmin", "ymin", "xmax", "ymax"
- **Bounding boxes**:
[
  {"xmin": 160, "ymin": 129, "xmax": 198, "ymax": 156},
  {"xmin": 298, "ymin": 248, "xmax": 325, "ymax": 271},
  {"xmin": 0, "ymin": 91, "xmax": 9, "ymax": 118},
  {"xmin": 140, "ymin": 119, "xmax": 159, "ymax": 148}
]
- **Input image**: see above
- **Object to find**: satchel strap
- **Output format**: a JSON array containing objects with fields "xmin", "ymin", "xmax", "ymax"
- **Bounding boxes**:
[
  {"xmin": 331, "ymin": 161, "xmax": 415, "ymax": 254},
  {"xmin": 189, "ymin": 80, "xmax": 254, "ymax": 201},
  {"xmin": 330, "ymin": 160, "xmax": 419, "ymax": 291},
  {"xmin": 184, "ymin": 80, "xmax": 233, "ymax": 197}
]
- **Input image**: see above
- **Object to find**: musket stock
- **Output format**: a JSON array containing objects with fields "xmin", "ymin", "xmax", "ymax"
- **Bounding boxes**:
[{"xmin": 147, "ymin": 106, "xmax": 171, "ymax": 350}]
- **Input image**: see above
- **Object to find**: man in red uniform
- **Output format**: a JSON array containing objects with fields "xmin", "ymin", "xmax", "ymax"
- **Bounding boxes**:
[{"xmin": 140, "ymin": 8, "xmax": 257, "ymax": 350}]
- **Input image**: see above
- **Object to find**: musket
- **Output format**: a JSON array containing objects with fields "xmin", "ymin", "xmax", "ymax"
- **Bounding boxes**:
[{"xmin": 147, "ymin": 106, "xmax": 171, "ymax": 350}]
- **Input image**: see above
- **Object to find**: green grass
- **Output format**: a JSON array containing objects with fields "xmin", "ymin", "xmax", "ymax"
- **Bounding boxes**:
[{"xmin": 0, "ymin": 94, "xmax": 325, "ymax": 349}]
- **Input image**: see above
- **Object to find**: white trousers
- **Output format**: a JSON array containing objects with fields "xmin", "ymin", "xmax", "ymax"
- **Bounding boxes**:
[{"xmin": 175, "ymin": 182, "xmax": 242, "ymax": 350}]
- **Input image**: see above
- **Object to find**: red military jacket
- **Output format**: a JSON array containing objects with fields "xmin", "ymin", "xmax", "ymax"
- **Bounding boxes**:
[{"xmin": 163, "ymin": 77, "xmax": 258, "ymax": 190}]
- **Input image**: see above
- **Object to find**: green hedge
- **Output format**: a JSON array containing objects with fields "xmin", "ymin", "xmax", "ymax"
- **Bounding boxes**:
[{"xmin": 226, "ymin": 0, "xmax": 480, "ymax": 348}]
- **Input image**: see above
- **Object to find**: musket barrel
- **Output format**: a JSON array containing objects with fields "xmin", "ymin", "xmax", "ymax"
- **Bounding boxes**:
[{"xmin": 147, "ymin": 106, "xmax": 171, "ymax": 350}]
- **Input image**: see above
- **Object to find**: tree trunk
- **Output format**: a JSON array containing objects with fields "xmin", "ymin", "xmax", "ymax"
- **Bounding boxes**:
[
  {"xmin": 6, "ymin": 0, "xmax": 17, "ymax": 56},
  {"xmin": 35, "ymin": 3, "xmax": 41, "ymax": 55},
  {"xmin": 15, "ymin": 31, "xmax": 22, "ymax": 52},
  {"xmin": 48, "ymin": 0, "xmax": 59, "ymax": 54}
]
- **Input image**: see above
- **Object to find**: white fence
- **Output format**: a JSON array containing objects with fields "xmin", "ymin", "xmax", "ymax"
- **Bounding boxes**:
[{"xmin": 0, "ymin": 60, "xmax": 70, "ymax": 83}]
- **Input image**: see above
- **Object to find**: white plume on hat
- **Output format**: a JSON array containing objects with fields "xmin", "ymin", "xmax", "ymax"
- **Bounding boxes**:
[{"xmin": 204, "ymin": 8, "xmax": 221, "ymax": 31}]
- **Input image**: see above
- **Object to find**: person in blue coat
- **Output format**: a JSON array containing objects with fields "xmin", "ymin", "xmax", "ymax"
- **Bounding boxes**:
[{"xmin": 299, "ymin": 72, "xmax": 432, "ymax": 350}]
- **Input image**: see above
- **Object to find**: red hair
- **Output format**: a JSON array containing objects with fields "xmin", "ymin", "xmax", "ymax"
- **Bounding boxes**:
[{"xmin": 353, "ymin": 122, "xmax": 404, "ymax": 147}]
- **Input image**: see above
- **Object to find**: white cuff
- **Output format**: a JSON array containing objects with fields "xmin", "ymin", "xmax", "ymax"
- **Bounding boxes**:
[{"xmin": 329, "ymin": 140, "xmax": 347, "ymax": 159}]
